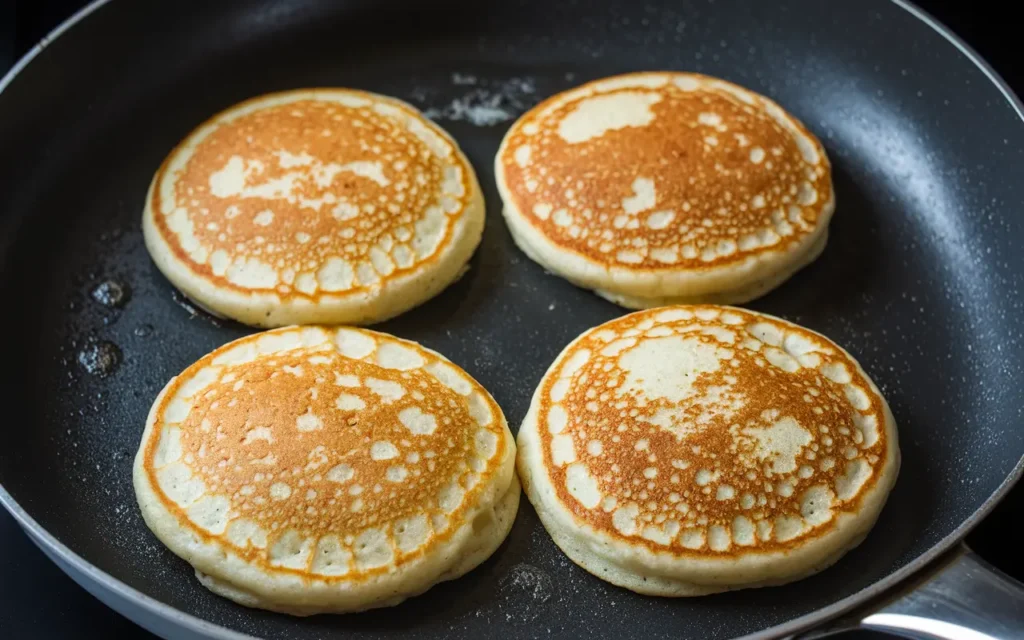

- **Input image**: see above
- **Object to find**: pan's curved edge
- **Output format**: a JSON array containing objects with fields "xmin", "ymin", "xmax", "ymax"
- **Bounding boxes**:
[
  {"xmin": 0, "ymin": 0, "xmax": 1023, "ymax": 639},
  {"xmin": 892, "ymin": 0, "xmax": 1024, "ymax": 122},
  {"xmin": 0, "ymin": 0, "xmax": 108, "ymax": 94},
  {"xmin": 743, "ymin": 1, "xmax": 1024, "ymax": 638},
  {"xmin": 0, "ymin": 3, "xmax": 260, "ymax": 636},
  {"xmin": 0, "ymin": 485, "xmax": 257, "ymax": 640}
]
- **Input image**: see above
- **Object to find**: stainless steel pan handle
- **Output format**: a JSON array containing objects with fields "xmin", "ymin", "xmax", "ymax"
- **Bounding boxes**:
[{"xmin": 794, "ymin": 544, "xmax": 1024, "ymax": 639}]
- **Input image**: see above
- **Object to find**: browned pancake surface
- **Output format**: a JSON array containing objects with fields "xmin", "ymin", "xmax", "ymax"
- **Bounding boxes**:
[{"xmin": 498, "ymin": 73, "xmax": 832, "ymax": 270}]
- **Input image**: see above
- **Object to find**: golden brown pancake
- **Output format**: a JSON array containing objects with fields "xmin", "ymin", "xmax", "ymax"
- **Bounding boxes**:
[
  {"xmin": 517, "ymin": 305, "xmax": 899, "ymax": 595},
  {"xmin": 496, "ymin": 72, "xmax": 834, "ymax": 308},
  {"xmin": 144, "ymin": 89, "xmax": 485, "ymax": 327},
  {"xmin": 133, "ymin": 326, "xmax": 519, "ymax": 614}
]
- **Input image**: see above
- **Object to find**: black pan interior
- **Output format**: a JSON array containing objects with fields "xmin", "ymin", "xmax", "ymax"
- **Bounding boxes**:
[{"xmin": 1, "ymin": 0, "xmax": 1023, "ymax": 638}]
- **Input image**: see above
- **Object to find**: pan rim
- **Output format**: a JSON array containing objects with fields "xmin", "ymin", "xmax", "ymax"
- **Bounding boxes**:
[{"xmin": 0, "ymin": 0, "xmax": 1022, "ymax": 638}]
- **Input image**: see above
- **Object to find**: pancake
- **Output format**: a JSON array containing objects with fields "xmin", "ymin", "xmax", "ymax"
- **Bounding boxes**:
[
  {"xmin": 495, "ymin": 72, "xmax": 834, "ymax": 308},
  {"xmin": 517, "ymin": 305, "xmax": 899, "ymax": 595},
  {"xmin": 133, "ymin": 326, "xmax": 518, "ymax": 614},
  {"xmin": 143, "ymin": 89, "xmax": 484, "ymax": 328}
]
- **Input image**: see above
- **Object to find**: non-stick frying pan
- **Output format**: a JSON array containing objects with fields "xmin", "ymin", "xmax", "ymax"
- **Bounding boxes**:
[{"xmin": 2, "ymin": 0, "xmax": 1024, "ymax": 638}]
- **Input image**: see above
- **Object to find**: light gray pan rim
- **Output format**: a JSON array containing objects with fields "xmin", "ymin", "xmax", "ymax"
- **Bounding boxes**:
[{"xmin": 0, "ymin": 0, "xmax": 1021, "ymax": 638}]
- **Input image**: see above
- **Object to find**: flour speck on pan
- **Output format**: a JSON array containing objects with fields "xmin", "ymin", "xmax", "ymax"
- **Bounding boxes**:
[
  {"xmin": 417, "ymin": 74, "xmax": 539, "ymax": 126},
  {"xmin": 497, "ymin": 563, "xmax": 554, "ymax": 623}
]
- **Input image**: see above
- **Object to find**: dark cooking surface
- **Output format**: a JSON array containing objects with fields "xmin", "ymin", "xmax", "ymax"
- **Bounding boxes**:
[{"xmin": 2, "ymin": 0, "xmax": 1024, "ymax": 638}]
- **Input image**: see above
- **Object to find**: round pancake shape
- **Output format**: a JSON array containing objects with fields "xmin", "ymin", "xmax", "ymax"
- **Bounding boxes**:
[
  {"xmin": 517, "ymin": 305, "xmax": 898, "ymax": 595},
  {"xmin": 495, "ymin": 72, "xmax": 834, "ymax": 308},
  {"xmin": 133, "ymin": 326, "xmax": 518, "ymax": 615},
  {"xmin": 143, "ymin": 89, "xmax": 485, "ymax": 328}
]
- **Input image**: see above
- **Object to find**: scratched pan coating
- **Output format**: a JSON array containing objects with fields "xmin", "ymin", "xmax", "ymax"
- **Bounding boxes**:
[{"xmin": 0, "ymin": 0, "xmax": 1023, "ymax": 638}]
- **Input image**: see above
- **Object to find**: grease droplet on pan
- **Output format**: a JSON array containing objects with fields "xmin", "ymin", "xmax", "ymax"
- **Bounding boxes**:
[
  {"xmin": 91, "ymin": 280, "xmax": 130, "ymax": 308},
  {"xmin": 77, "ymin": 341, "xmax": 122, "ymax": 377}
]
